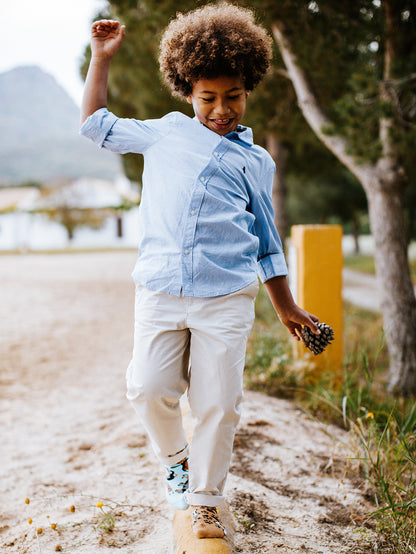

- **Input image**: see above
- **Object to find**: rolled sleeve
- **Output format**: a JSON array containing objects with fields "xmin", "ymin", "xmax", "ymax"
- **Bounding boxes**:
[
  {"xmin": 250, "ymin": 159, "xmax": 288, "ymax": 283},
  {"xmin": 80, "ymin": 108, "xmax": 178, "ymax": 154},
  {"xmin": 80, "ymin": 108, "xmax": 119, "ymax": 148},
  {"xmin": 258, "ymin": 252, "xmax": 288, "ymax": 283}
]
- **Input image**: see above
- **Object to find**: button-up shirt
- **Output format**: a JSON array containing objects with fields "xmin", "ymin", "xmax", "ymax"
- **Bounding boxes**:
[{"xmin": 80, "ymin": 108, "xmax": 287, "ymax": 297}]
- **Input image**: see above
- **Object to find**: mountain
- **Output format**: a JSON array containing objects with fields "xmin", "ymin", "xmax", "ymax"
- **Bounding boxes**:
[{"xmin": 0, "ymin": 66, "xmax": 121, "ymax": 184}]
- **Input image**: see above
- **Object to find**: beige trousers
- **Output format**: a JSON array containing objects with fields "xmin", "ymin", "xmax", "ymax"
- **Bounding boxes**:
[{"xmin": 126, "ymin": 280, "xmax": 258, "ymax": 507}]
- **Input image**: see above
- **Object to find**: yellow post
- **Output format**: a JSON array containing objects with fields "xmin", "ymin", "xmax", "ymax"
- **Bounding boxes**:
[{"xmin": 290, "ymin": 224, "xmax": 343, "ymax": 379}]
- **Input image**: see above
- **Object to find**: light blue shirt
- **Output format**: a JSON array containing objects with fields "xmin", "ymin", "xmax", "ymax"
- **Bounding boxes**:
[{"xmin": 80, "ymin": 108, "xmax": 287, "ymax": 297}]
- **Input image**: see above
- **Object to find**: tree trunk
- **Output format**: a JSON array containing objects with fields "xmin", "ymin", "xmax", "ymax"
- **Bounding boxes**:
[
  {"xmin": 272, "ymin": 14, "xmax": 416, "ymax": 394},
  {"xmin": 116, "ymin": 214, "xmax": 123, "ymax": 238},
  {"xmin": 351, "ymin": 214, "xmax": 360, "ymax": 254},
  {"xmin": 366, "ymin": 173, "xmax": 416, "ymax": 393},
  {"xmin": 265, "ymin": 133, "xmax": 289, "ymax": 250},
  {"xmin": 366, "ymin": 0, "xmax": 416, "ymax": 393}
]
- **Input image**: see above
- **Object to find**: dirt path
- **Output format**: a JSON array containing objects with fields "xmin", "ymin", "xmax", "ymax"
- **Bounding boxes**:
[
  {"xmin": 342, "ymin": 269, "xmax": 381, "ymax": 312},
  {"xmin": 343, "ymin": 267, "xmax": 416, "ymax": 312},
  {"xmin": 1, "ymin": 252, "xmax": 377, "ymax": 553}
]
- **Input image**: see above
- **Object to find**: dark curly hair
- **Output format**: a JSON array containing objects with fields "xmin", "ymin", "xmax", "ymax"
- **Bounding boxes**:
[{"xmin": 158, "ymin": 2, "xmax": 273, "ymax": 98}]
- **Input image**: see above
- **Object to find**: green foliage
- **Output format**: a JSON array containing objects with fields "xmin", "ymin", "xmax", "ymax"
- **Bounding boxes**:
[
  {"xmin": 332, "ymin": 67, "xmax": 382, "ymax": 163},
  {"xmin": 349, "ymin": 399, "xmax": 416, "ymax": 551},
  {"xmin": 249, "ymin": 0, "xmax": 416, "ymax": 238},
  {"xmin": 286, "ymin": 167, "xmax": 367, "ymax": 228}
]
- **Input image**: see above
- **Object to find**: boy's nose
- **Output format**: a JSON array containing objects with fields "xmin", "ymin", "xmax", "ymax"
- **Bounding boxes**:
[{"xmin": 213, "ymin": 99, "xmax": 230, "ymax": 116}]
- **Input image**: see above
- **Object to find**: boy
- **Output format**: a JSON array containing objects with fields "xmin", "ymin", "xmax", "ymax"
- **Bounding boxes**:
[{"xmin": 80, "ymin": 2, "xmax": 320, "ymax": 539}]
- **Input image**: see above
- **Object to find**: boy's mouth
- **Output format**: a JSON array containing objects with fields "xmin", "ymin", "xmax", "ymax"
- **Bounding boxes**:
[{"xmin": 210, "ymin": 118, "xmax": 234, "ymax": 131}]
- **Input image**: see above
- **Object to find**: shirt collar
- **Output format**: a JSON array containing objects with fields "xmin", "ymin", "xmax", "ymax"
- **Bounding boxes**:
[{"xmin": 225, "ymin": 125, "xmax": 253, "ymax": 146}]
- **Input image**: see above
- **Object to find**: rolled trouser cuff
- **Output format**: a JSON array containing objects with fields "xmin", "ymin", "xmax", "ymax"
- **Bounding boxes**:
[
  {"xmin": 163, "ymin": 445, "xmax": 189, "ymax": 466},
  {"xmin": 184, "ymin": 492, "xmax": 224, "ymax": 507}
]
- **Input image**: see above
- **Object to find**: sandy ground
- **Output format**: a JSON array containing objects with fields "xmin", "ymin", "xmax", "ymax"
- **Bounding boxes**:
[{"xmin": 1, "ymin": 251, "xmax": 378, "ymax": 553}]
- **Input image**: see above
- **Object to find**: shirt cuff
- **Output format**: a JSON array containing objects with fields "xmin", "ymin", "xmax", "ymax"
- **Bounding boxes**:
[
  {"xmin": 79, "ymin": 108, "xmax": 118, "ymax": 148},
  {"xmin": 258, "ymin": 253, "xmax": 288, "ymax": 283}
]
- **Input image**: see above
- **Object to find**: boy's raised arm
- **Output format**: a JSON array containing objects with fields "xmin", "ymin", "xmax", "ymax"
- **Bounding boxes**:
[{"xmin": 80, "ymin": 20, "xmax": 125, "ymax": 125}]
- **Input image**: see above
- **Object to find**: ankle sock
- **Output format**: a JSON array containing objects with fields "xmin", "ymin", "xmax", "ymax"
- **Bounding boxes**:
[{"xmin": 165, "ymin": 458, "xmax": 189, "ymax": 510}]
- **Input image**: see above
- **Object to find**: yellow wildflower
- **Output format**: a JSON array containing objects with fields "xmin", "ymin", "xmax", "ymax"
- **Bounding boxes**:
[
  {"xmin": 96, "ymin": 502, "xmax": 104, "ymax": 508},
  {"xmin": 366, "ymin": 412, "xmax": 374, "ymax": 419},
  {"xmin": 25, "ymin": 498, "xmax": 30, "ymax": 505},
  {"xmin": 28, "ymin": 518, "xmax": 33, "ymax": 525}
]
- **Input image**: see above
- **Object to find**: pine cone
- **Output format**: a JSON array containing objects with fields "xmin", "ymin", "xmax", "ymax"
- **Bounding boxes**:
[{"xmin": 301, "ymin": 323, "xmax": 334, "ymax": 355}]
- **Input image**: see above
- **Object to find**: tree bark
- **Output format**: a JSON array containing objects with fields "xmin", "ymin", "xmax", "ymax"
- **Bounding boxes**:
[
  {"xmin": 351, "ymin": 214, "xmax": 360, "ymax": 254},
  {"xmin": 116, "ymin": 214, "xmax": 123, "ymax": 238},
  {"xmin": 271, "ymin": 13, "xmax": 416, "ymax": 394},
  {"xmin": 265, "ymin": 132, "xmax": 289, "ymax": 250},
  {"xmin": 366, "ymin": 173, "xmax": 416, "ymax": 392}
]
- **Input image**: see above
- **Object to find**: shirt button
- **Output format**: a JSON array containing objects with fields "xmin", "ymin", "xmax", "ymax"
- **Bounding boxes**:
[
  {"xmin": 200, "ymin": 176, "xmax": 205, "ymax": 182},
  {"xmin": 184, "ymin": 249, "xmax": 190, "ymax": 255},
  {"xmin": 190, "ymin": 210, "xmax": 196, "ymax": 215}
]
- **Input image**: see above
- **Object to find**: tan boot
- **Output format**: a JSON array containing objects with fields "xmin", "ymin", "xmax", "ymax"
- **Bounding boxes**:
[{"xmin": 191, "ymin": 505, "xmax": 226, "ymax": 538}]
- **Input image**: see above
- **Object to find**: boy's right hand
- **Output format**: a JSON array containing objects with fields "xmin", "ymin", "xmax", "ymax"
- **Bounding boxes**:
[{"xmin": 91, "ymin": 20, "xmax": 126, "ymax": 61}]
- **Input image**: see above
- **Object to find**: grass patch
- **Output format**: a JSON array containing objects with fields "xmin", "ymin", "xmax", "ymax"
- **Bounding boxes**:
[
  {"xmin": 344, "ymin": 254, "xmax": 416, "ymax": 282},
  {"xmin": 245, "ymin": 284, "xmax": 416, "ymax": 551},
  {"xmin": 344, "ymin": 254, "xmax": 377, "ymax": 274}
]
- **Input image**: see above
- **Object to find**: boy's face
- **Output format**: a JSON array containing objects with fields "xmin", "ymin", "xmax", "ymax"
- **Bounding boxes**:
[{"xmin": 187, "ymin": 75, "xmax": 249, "ymax": 136}]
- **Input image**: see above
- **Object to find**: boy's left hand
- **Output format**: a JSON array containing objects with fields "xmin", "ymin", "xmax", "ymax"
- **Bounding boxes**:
[
  {"xmin": 278, "ymin": 305, "xmax": 320, "ymax": 342},
  {"xmin": 264, "ymin": 275, "xmax": 320, "ymax": 341}
]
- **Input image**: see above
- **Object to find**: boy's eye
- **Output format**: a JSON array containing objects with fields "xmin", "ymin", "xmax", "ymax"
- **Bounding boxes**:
[{"xmin": 199, "ymin": 93, "xmax": 242, "ymax": 103}]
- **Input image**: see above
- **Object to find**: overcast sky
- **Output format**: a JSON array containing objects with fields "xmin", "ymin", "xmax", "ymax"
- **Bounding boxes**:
[{"xmin": 1, "ymin": 0, "xmax": 108, "ymax": 106}]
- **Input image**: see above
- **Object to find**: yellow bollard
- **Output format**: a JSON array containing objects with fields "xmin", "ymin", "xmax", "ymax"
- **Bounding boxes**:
[{"xmin": 290, "ymin": 225, "xmax": 343, "ymax": 380}]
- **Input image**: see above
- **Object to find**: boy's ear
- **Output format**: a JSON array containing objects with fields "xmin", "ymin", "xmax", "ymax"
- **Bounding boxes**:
[
  {"xmin": 186, "ymin": 95, "xmax": 193, "ymax": 104},
  {"xmin": 245, "ymin": 90, "xmax": 250, "ymax": 98}
]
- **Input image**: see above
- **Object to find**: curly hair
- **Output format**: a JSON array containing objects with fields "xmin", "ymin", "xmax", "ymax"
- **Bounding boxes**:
[{"xmin": 158, "ymin": 2, "xmax": 273, "ymax": 98}]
